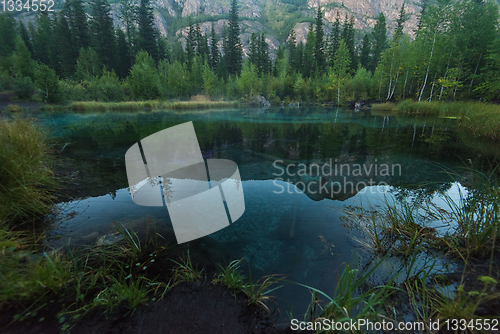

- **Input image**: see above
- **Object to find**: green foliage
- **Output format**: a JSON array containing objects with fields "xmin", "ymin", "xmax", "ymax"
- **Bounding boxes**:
[
  {"xmin": 13, "ymin": 38, "xmax": 35, "ymax": 79},
  {"xmin": 0, "ymin": 14, "xmax": 17, "ymax": 58},
  {"xmin": 213, "ymin": 260, "xmax": 246, "ymax": 294},
  {"xmin": 330, "ymin": 39, "xmax": 351, "ymax": 105},
  {"xmin": 0, "ymin": 118, "xmax": 57, "ymax": 224},
  {"xmin": 128, "ymin": 51, "xmax": 160, "ymax": 100},
  {"xmin": 202, "ymin": 60, "xmax": 218, "ymax": 97},
  {"xmin": 172, "ymin": 251, "xmax": 203, "ymax": 283},
  {"xmin": 237, "ymin": 60, "xmax": 260, "ymax": 98},
  {"xmin": 15, "ymin": 77, "xmax": 36, "ymax": 100},
  {"xmin": 76, "ymin": 47, "xmax": 102, "ymax": 81},
  {"xmin": 35, "ymin": 64, "xmax": 61, "ymax": 103}
]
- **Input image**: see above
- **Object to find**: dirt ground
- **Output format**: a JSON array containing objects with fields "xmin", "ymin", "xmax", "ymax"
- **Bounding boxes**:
[
  {"xmin": 0, "ymin": 282, "xmax": 300, "ymax": 334},
  {"xmin": 0, "ymin": 92, "xmax": 42, "ymax": 111}
]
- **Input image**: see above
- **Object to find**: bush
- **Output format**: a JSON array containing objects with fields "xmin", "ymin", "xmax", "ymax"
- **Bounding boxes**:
[
  {"xmin": 6, "ymin": 104, "xmax": 22, "ymax": 112},
  {"xmin": 0, "ymin": 72, "xmax": 14, "ymax": 91},
  {"xmin": 14, "ymin": 77, "xmax": 35, "ymax": 100},
  {"xmin": 128, "ymin": 51, "xmax": 160, "ymax": 100},
  {"xmin": 0, "ymin": 118, "xmax": 56, "ymax": 224},
  {"xmin": 35, "ymin": 64, "xmax": 61, "ymax": 103}
]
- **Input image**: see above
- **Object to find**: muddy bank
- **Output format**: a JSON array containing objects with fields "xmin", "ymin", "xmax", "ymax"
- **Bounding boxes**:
[{"xmin": 0, "ymin": 282, "xmax": 299, "ymax": 334}]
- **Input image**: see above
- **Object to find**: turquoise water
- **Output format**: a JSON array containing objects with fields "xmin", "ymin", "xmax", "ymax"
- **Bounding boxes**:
[{"xmin": 37, "ymin": 107, "xmax": 500, "ymax": 325}]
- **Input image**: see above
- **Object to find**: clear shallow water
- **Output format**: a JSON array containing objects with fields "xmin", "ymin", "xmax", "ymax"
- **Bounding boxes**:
[{"xmin": 38, "ymin": 107, "xmax": 500, "ymax": 326}]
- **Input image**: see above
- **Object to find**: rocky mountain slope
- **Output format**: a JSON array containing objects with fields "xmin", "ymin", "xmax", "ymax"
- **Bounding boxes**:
[{"xmin": 141, "ymin": 0, "xmax": 421, "ymax": 57}]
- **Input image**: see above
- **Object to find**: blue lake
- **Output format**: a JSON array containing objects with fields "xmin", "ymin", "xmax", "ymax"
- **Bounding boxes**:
[{"xmin": 37, "ymin": 106, "xmax": 500, "ymax": 326}]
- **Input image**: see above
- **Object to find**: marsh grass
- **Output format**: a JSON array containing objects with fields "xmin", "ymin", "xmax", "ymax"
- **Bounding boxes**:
[
  {"xmin": 172, "ymin": 250, "xmax": 204, "ymax": 283},
  {"xmin": 396, "ymin": 100, "xmax": 500, "ymax": 139},
  {"xmin": 0, "ymin": 118, "xmax": 57, "ymax": 225},
  {"xmin": 68, "ymin": 100, "xmax": 162, "ymax": 111},
  {"xmin": 244, "ymin": 273, "xmax": 283, "ymax": 314},
  {"xmin": 298, "ymin": 260, "xmax": 397, "ymax": 329},
  {"xmin": 370, "ymin": 102, "xmax": 396, "ymax": 113},
  {"xmin": 213, "ymin": 259, "xmax": 246, "ymax": 294},
  {"xmin": 67, "ymin": 100, "xmax": 239, "ymax": 112}
]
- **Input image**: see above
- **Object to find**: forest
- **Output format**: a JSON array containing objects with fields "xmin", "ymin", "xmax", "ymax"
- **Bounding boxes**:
[{"xmin": 0, "ymin": 0, "xmax": 499, "ymax": 105}]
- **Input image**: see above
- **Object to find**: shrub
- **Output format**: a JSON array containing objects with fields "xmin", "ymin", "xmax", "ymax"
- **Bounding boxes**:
[
  {"xmin": 0, "ymin": 118, "xmax": 56, "ymax": 224},
  {"xmin": 14, "ymin": 77, "xmax": 35, "ymax": 100},
  {"xmin": 6, "ymin": 104, "xmax": 22, "ymax": 112}
]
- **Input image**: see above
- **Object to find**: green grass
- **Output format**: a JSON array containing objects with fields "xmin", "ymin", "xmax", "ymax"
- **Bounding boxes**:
[
  {"xmin": 0, "ymin": 117, "xmax": 57, "ymax": 225},
  {"xmin": 68, "ymin": 100, "xmax": 162, "ymax": 112},
  {"xmin": 67, "ymin": 100, "xmax": 239, "ymax": 112},
  {"xmin": 395, "ymin": 100, "xmax": 500, "ymax": 140},
  {"xmin": 370, "ymin": 102, "xmax": 397, "ymax": 113}
]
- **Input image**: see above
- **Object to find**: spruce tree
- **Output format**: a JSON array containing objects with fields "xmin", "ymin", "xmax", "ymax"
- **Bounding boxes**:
[
  {"xmin": 70, "ymin": 0, "xmax": 89, "ymax": 51},
  {"xmin": 314, "ymin": 6, "xmax": 326, "ymax": 72},
  {"xmin": 137, "ymin": 0, "xmax": 159, "ymax": 62},
  {"xmin": 328, "ymin": 11, "xmax": 341, "ymax": 67},
  {"xmin": 393, "ymin": 3, "xmax": 406, "ymax": 43},
  {"xmin": 359, "ymin": 33, "xmax": 371, "ymax": 69},
  {"xmin": 304, "ymin": 25, "xmax": 315, "ymax": 77},
  {"xmin": 209, "ymin": 23, "xmax": 219, "ymax": 71},
  {"xmin": 0, "ymin": 14, "xmax": 17, "ymax": 57},
  {"xmin": 116, "ymin": 29, "xmax": 131, "ymax": 78},
  {"xmin": 19, "ymin": 23, "xmax": 34, "ymax": 57},
  {"xmin": 90, "ymin": 0, "xmax": 117, "ymax": 71},
  {"xmin": 287, "ymin": 29, "xmax": 297, "ymax": 71},
  {"xmin": 56, "ymin": 8, "xmax": 78, "ymax": 77},
  {"xmin": 34, "ymin": 13, "xmax": 58, "ymax": 70},
  {"xmin": 224, "ymin": 0, "xmax": 243, "ymax": 76},
  {"xmin": 371, "ymin": 13, "xmax": 387, "ymax": 72}
]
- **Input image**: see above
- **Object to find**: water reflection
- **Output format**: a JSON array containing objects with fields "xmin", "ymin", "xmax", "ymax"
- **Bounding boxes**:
[{"xmin": 38, "ymin": 107, "xmax": 499, "ymax": 325}]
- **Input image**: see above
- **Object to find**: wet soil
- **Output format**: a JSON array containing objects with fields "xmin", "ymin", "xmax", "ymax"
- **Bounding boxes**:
[{"xmin": 0, "ymin": 283, "xmax": 298, "ymax": 334}]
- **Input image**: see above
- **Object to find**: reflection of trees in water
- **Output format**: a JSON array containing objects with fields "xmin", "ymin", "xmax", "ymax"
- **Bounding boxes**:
[
  {"xmin": 390, "ymin": 182, "xmax": 454, "ymax": 204},
  {"xmin": 162, "ymin": 178, "xmax": 173, "ymax": 206}
]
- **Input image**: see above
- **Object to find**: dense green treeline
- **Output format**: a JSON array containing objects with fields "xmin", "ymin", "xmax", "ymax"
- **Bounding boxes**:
[{"xmin": 0, "ymin": 0, "xmax": 499, "ymax": 105}]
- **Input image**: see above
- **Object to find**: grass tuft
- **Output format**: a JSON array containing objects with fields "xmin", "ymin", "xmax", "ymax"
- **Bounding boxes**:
[{"xmin": 0, "ymin": 118, "xmax": 57, "ymax": 224}]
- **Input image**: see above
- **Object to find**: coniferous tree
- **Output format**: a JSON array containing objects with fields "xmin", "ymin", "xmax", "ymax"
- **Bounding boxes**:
[
  {"xmin": 287, "ymin": 29, "xmax": 297, "ymax": 71},
  {"xmin": 258, "ymin": 33, "xmax": 270, "ymax": 75},
  {"xmin": 116, "ymin": 29, "xmax": 131, "ymax": 78},
  {"xmin": 14, "ymin": 38, "xmax": 35, "ymax": 79},
  {"xmin": 393, "ymin": 3, "xmax": 407, "ymax": 43},
  {"xmin": 34, "ymin": 13, "xmax": 58, "ymax": 70},
  {"xmin": 57, "ymin": 4, "xmax": 78, "ymax": 77},
  {"xmin": 304, "ymin": 25, "xmax": 315, "ymax": 78},
  {"xmin": 209, "ymin": 23, "xmax": 219, "ymax": 71},
  {"xmin": 371, "ymin": 13, "xmax": 387, "ymax": 72},
  {"xmin": 19, "ymin": 23, "xmax": 34, "ymax": 57},
  {"xmin": 294, "ymin": 41, "xmax": 304, "ymax": 74},
  {"xmin": 70, "ymin": 0, "xmax": 89, "ymax": 51},
  {"xmin": 119, "ymin": 0, "xmax": 137, "ymax": 62},
  {"xmin": 0, "ymin": 14, "xmax": 17, "ymax": 58},
  {"xmin": 90, "ymin": 0, "xmax": 117, "ymax": 71},
  {"xmin": 157, "ymin": 36, "xmax": 169, "ymax": 62},
  {"xmin": 137, "ymin": 0, "xmax": 159, "ymax": 62},
  {"xmin": 314, "ymin": 6, "xmax": 326, "ymax": 73},
  {"xmin": 328, "ymin": 11, "xmax": 341, "ymax": 67},
  {"xmin": 186, "ymin": 18, "xmax": 195, "ymax": 68},
  {"xmin": 224, "ymin": 0, "xmax": 242, "ymax": 76},
  {"xmin": 359, "ymin": 33, "xmax": 371, "ymax": 69}
]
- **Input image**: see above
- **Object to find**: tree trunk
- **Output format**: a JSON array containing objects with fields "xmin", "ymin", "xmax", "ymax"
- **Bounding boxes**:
[
  {"xmin": 469, "ymin": 52, "xmax": 482, "ymax": 94},
  {"xmin": 403, "ymin": 68, "xmax": 409, "ymax": 99},
  {"xmin": 439, "ymin": 48, "xmax": 453, "ymax": 100},
  {"xmin": 419, "ymin": 31, "xmax": 437, "ymax": 101}
]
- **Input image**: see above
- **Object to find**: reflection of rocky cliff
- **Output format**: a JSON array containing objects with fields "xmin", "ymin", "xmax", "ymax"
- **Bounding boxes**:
[{"xmin": 49, "ymin": 109, "xmax": 489, "ymax": 203}]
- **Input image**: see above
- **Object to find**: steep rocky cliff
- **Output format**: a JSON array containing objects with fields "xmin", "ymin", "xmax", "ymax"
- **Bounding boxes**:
[{"xmin": 153, "ymin": 0, "xmax": 421, "ymax": 49}]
